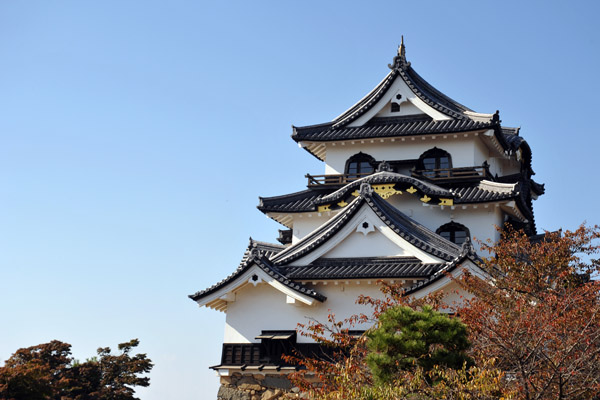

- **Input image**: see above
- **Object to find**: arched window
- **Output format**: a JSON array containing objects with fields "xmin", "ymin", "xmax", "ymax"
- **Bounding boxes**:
[
  {"xmin": 436, "ymin": 222, "xmax": 470, "ymax": 246},
  {"xmin": 345, "ymin": 152, "xmax": 375, "ymax": 179},
  {"xmin": 418, "ymin": 147, "xmax": 452, "ymax": 171}
]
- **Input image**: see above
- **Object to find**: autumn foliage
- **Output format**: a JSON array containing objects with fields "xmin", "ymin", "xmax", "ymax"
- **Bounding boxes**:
[
  {"xmin": 285, "ymin": 224, "xmax": 600, "ymax": 400},
  {"xmin": 458, "ymin": 225, "xmax": 600, "ymax": 400},
  {"xmin": 0, "ymin": 339, "xmax": 152, "ymax": 400}
]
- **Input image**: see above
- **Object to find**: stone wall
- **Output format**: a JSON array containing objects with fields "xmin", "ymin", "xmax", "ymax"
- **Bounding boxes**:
[{"xmin": 217, "ymin": 373, "xmax": 306, "ymax": 400}]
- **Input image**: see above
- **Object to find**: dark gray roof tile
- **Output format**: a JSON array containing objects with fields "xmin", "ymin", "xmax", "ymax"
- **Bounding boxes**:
[
  {"xmin": 258, "ymin": 190, "xmax": 328, "ymax": 213},
  {"xmin": 272, "ymin": 186, "xmax": 462, "ymax": 265},
  {"xmin": 293, "ymin": 115, "xmax": 494, "ymax": 142},
  {"xmin": 279, "ymin": 257, "xmax": 445, "ymax": 280},
  {"xmin": 189, "ymin": 240, "xmax": 326, "ymax": 303}
]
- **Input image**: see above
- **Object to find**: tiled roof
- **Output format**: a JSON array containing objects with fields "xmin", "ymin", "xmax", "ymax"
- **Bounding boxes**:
[
  {"xmin": 188, "ymin": 244, "xmax": 326, "ymax": 303},
  {"xmin": 402, "ymin": 239, "xmax": 481, "ymax": 296},
  {"xmin": 258, "ymin": 178, "xmax": 528, "ymax": 214},
  {"xmin": 397, "ymin": 65, "xmax": 473, "ymax": 119},
  {"xmin": 452, "ymin": 181, "xmax": 520, "ymax": 203},
  {"xmin": 316, "ymin": 172, "xmax": 452, "ymax": 204},
  {"xmin": 293, "ymin": 115, "xmax": 495, "ymax": 142},
  {"xmin": 331, "ymin": 48, "xmax": 475, "ymax": 129},
  {"xmin": 530, "ymin": 179, "xmax": 545, "ymax": 196},
  {"xmin": 271, "ymin": 185, "xmax": 462, "ymax": 265},
  {"xmin": 258, "ymin": 189, "xmax": 328, "ymax": 213},
  {"xmin": 332, "ymin": 71, "xmax": 398, "ymax": 128},
  {"xmin": 364, "ymin": 191, "xmax": 462, "ymax": 260},
  {"xmin": 279, "ymin": 257, "xmax": 445, "ymax": 280},
  {"xmin": 237, "ymin": 238, "xmax": 285, "ymax": 268}
]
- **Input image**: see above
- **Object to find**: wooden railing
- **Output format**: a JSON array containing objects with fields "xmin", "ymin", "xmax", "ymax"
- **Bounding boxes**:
[
  {"xmin": 306, "ymin": 166, "xmax": 490, "ymax": 187},
  {"xmin": 306, "ymin": 172, "xmax": 372, "ymax": 187},
  {"xmin": 411, "ymin": 166, "xmax": 490, "ymax": 182}
]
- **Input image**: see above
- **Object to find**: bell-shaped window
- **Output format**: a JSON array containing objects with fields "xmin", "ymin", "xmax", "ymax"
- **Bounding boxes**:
[
  {"xmin": 417, "ymin": 148, "xmax": 452, "ymax": 178},
  {"xmin": 345, "ymin": 152, "xmax": 375, "ymax": 179},
  {"xmin": 436, "ymin": 222, "xmax": 470, "ymax": 246},
  {"xmin": 418, "ymin": 147, "xmax": 452, "ymax": 171}
]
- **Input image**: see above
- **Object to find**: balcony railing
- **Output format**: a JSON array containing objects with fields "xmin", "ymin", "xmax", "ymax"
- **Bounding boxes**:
[
  {"xmin": 306, "ymin": 165, "xmax": 490, "ymax": 187},
  {"xmin": 411, "ymin": 166, "xmax": 490, "ymax": 182},
  {"xmin": 306, "ymin": 172, "xmax": 372, "ymax": 187}
]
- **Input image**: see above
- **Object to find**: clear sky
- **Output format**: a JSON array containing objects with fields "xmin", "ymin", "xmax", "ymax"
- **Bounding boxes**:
[{"xmin": 1, "ymin": 1, "xmax": 599, "ymax": 399}]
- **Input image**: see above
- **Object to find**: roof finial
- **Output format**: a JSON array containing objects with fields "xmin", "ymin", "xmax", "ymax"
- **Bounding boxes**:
[
  {"xmin": 398, "ymin": 35, "xmax": 406, "ymax": 60},
  {"xmin": 389, "ymin": 36, "xmax": 410, "ymax": 70}
]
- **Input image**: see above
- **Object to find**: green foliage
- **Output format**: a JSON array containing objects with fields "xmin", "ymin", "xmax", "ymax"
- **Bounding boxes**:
[
  {"xmin": 0, "ymin": 339, "xmax": 152, "ymax": 400},
  {"xmin": 366, "ymin": 305, "xmax": 472, "ymax": 385},
  {"xmin": 355, "ymin": 360, "xmax": 515, "ymax": 400}
]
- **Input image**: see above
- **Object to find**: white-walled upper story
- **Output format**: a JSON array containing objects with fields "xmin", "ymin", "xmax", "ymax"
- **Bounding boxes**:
[{"xmin": 290, "ymin": 195, "xmax": 506, "ymax": 254}]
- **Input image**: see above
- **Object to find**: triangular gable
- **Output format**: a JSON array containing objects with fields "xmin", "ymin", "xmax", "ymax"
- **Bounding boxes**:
[
  {"xmin": 189, "ymin": 254, "xmax": 325, "ymax": 312},
  {"xmin": 402, "ymin": 245, "xmax": 487, "ymax": 305},
  {"xmin": 271, "ymin": 183, "xmax": 462, "ymax": 268},
  {"xmin": 291, "ymin": 205, "xmax": 445, "ymax": 265},
  {"xmin": 346, "ymin": 73, "xmax": 451, "ymax": 127}
]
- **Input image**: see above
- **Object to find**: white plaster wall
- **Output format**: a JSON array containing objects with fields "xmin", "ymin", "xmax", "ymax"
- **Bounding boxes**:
[
  {"xmin": 486, "ymin": 156, "xmax": 520, "ymax": 178},
  {"xmin": 292, "ymin": 216, "xmax": 330, "ymax": 243},
  {"xmin": 322, "ymin": 229, "xmax": 406, "ymax": 258},
  {"xmin": 324, "ymin": 138, "xmax": 480, "ymax": 175},
  {"xmin": 291, "ymin": 195, "xmax": 506, "ymax": 253},
  {"xmin": 289, "ymin": 206, "xmax": 444, "ymax": 265},
  {"xmin": 385, "ymin": 195, "xmax": 505, "ymax": 252},
  {"xmin": 499, "ymin": 157, "xmax": 521, "ymax": 176},
  {"xmin": 223, "ymin": 276, "xmax": 474, "ymax": 344},
  {"xmin": 375, "ymin": 100, "xmax": 423, "ymax": 118},
  {"xmin": 473, "ymin": 138, "xmax": 490, "ymax": 166},
  {"xmin": 224, "ymin": 282, "xmax": 384, "ymax": 344},
  {"xmin": 347, "ymin": 75, "xmax": 450, "ymax": 127}
]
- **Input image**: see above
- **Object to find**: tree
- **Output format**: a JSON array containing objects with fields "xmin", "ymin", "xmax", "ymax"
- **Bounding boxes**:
[
  {"xmin": 284, "ymin": 290, "xmax": 512, "ymax": 399},
  {"xmin": 366, "ymin": 305, "xmax": 472, "ymax": 385},
  {"xmin": 0, "ymin": 339, "xmax": 152, "ymax": 400},
  {"xmin": 458, "ymin": 225, "xmax": 600, "ymax": 400}
]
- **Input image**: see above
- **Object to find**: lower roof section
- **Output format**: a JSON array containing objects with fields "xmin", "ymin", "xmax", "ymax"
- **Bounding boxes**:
[
  {"xmin": 257, "ymin": 172, "xmax": 538, "ymax": 234},
  {"xmin": 279, "ymin": 257, "xmax": 445, "ymax": 280}
]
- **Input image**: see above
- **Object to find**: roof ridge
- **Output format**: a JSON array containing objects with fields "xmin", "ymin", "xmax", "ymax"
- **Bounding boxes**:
[
  {"xmin": 309, "ymin": 256, "xmax": 423, "ymax": 263},
  {"xmin": 315, "ymin": 171, "xmax": 451, "ymax": 205},
  {"xmin": 188, "ymin": 252, "xmax": 326, "ymax": 303},
  {"xmin": 272, "ymin": 183, "xmax": 461, "ymax": 266},
  {"xmin": 259, "ymin": 188, "xmax": 320, "ymax": 204},
  {"xmin": 365, "ymin": 191, "xmax": 461, "ymax": 260}
]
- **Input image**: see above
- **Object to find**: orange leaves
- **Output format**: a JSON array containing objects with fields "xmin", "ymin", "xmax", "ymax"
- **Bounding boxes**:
[{"xmin": 459, "ymin": 224, "xmax": 600, "ymax": 400}]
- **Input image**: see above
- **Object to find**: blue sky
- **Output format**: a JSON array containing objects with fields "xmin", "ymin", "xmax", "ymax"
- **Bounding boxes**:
[{"xmin": 1, "ymin": 1, "xmax": 599, "ymax": 399}]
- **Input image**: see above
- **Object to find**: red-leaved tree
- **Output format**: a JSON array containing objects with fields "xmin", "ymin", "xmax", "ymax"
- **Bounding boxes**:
[
  {"xmin": 0, "ymin": 339, "xmax": 152, "ymax": 400},
  {"xmin": 458, "ymin": 225, "xmax": 600, "ymax": 400}
]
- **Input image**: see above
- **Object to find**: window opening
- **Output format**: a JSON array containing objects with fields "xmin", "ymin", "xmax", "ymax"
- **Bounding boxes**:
[
  {"xmin": 418, "ymin": 148, "xmax": 452, "ymax": 178},
  {"xmin": 436, "ymin": 222, "xmax": 470, "ymax": 246},
  {"xmin": 345, "ymin": 152, "xmax": 375, "ymax": 179}
]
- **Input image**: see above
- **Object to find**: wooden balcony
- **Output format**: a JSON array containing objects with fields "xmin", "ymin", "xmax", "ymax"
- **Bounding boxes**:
[
  {"xmin": 306, "ymin": 172, "xmax": 372, "ymax": 187},
  {"xmin": 411, "ymin": 166, "xmax": 490, "ymax": 182},
  {"xmin": 306, "ymin": 165, "xmax": 490, "ymax": 188}
]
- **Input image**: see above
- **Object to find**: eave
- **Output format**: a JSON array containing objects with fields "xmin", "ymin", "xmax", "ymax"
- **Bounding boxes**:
[{"xmin": 189, "ymin": 253, "xmax": 326, "ymax": 313}]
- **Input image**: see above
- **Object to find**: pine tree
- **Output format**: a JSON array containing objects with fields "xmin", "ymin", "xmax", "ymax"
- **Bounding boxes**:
[{"xmin": 366, "ymin": 305, "xmax": 472, "ymax": 384}]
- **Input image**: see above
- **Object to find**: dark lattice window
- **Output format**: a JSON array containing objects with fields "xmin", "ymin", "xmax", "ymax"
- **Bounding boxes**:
[
  {"xmin": 418, "ymin": 148, "xmax": 452, "ymax": 178},
  {"xmin": 345, "ymin": 152, "xmax": 375, "ymax": 179},
  {"xmin": 437, "ymin": 222, "xmax": 470, "ymax": 246},
  {"xmin": 418, "ymin": 148, "xmax": 452, "ymax": 170},
  {"xmin": 256, "ymin": 331, "xmax": 296, "ymax": 365},
  {"xmin": 391, "ymin": 102, "xmax": 400, "ymax": 112}
]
